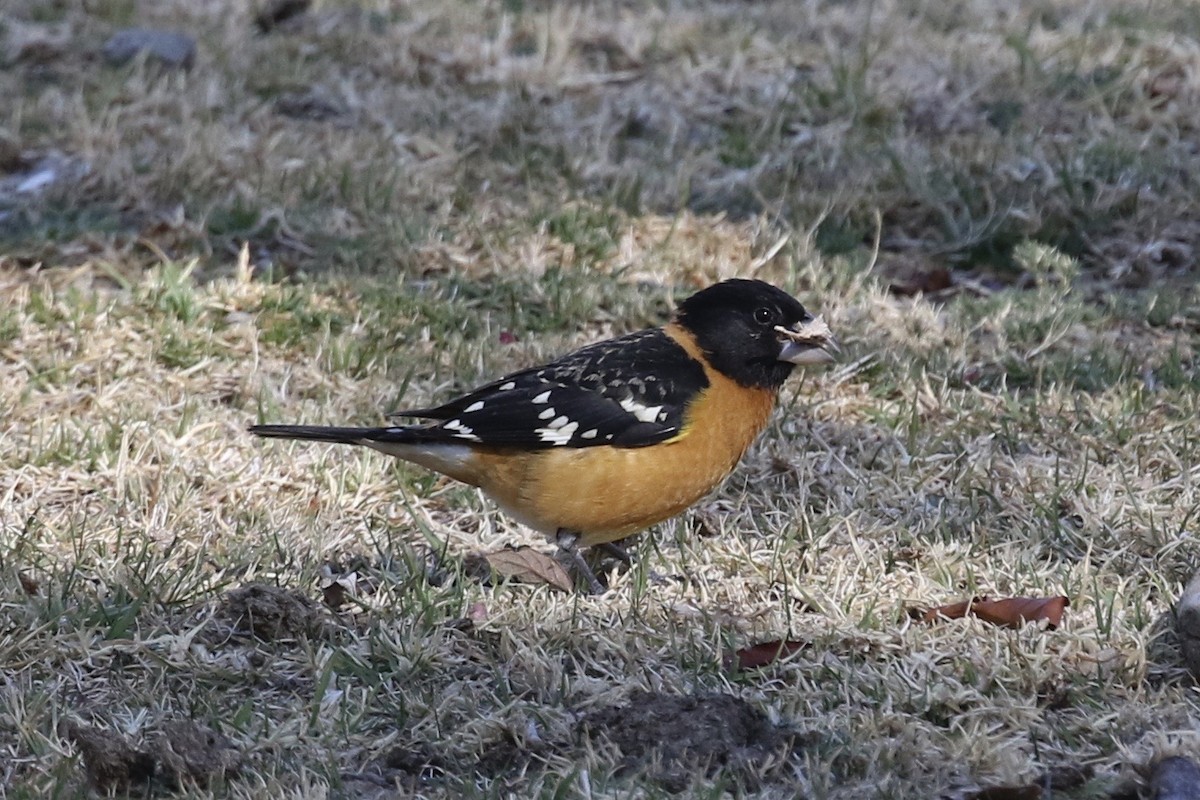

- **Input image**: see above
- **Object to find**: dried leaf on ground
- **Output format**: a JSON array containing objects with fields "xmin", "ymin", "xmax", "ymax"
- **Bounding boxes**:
[
  {"xmin": 469, "ymin": 547, "xmax": 573, "ymax": 592},
  {"xmin": 728, "ymin": 639, "xmax": 808, "ymax": 671},
  {"xmin": 17, "ymin": 570, "xmax": 39, "ymax": 595},
  {"xmin": 915, "ymin": 596, "xmax": 1068, "ymax": 629},
  {"xmin": 321, "ymin": 572, "xmax": 356, "ymax": 610},
  {"xmin": 888, "ymin": 264, "xmax": 954, "ymax": 297}
]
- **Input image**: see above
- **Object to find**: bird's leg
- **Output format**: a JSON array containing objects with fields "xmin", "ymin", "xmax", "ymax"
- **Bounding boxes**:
[
  {"xmin": 593, "ymin": 540, "xmax": 633, "ymax": 566},
  {"xmin": 556, "ymin": 529, "xmax": 605, "ymax": 594}
]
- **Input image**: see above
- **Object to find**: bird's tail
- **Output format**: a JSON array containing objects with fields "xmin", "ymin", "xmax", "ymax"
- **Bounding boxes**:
[{"xmin": 248, "ymin": 424, "xmax": 415, "ymax": 445}]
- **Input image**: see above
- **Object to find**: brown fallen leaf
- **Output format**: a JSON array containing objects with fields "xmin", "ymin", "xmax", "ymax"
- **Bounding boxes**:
[
  {"xmin": 728, "ymin": 639, "xmax": 808, "ymax": 671},
  {"xmin": 470, "ymin": 547, "xmax": 573, "ymax": 592},
  {"xmin": 916, "ymin": 596, "xmax": 1068, "ymax": 630},
  {"xmin": 888, "ymin": 265, "xmax": 954, "ymax": 297},
  {"xmin": 18, "ymin": 570, "xmax": 40, "ymax": 596},
  {"xmin": 321, "ymin": 579, "xmax": 351, "ymax": 610}
]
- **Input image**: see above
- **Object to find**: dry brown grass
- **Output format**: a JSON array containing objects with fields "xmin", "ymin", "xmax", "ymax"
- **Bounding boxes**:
[{"xmin": 2, "ymin": 1, "xmax": 1200, "ymax": 797}]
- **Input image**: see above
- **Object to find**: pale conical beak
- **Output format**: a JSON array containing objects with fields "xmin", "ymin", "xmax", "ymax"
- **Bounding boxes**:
[{"xmin": 775, "ymin": 318, "xmax": 837, "ymax": 365}]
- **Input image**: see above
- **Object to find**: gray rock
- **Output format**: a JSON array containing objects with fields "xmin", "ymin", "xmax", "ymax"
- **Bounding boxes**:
[
  {"xmin": 1176, "ymin": 571, "xmax": 1200, "ymax": 677},
  {"xmin": 1152, "ymin": 756, "xmax": 1200, "ymax": 800},
  {"xmin": 102, "ymin": 28, "xmax": 196, "ymax": 69}
]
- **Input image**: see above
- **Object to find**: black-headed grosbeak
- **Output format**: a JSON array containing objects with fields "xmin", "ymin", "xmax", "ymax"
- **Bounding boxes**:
[{"xmin": 251, "ymin": 278, "xmax": 835, "ymax": 591}]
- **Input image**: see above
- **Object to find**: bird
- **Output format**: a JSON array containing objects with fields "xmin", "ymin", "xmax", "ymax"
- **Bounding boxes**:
[{"xmin": 250, "ymin": 278, "xmax": 836, "ymax": 592}]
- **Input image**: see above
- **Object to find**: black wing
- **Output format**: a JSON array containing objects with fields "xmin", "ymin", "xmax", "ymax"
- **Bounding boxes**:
[{"xmin": 391, "ymin": 328, "xmax": 709, "ymax": 448}]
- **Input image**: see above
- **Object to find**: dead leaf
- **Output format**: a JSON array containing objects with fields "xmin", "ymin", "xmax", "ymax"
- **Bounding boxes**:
[
  {"xmin": 916, "ymin": 596, "xmax": 1068, "ymax": 629},
  {"xmin": 320, "ymin": 571, "xmax": 357, "ymax": 610},
  {"xmin": 1147, "ymin": 65, "xmax": 1186, "ymax": 106},
  {"xmin": 18, "ymin": 571, "xmax": 40, "ymax": 596},
  {"xmin": 728, "ymin": 639, "xmax": 808, "ymax": 670},
  {"xmin": 321, "ymin": 581, "xmax": 348, "ymax": 609},
  {"xmin": 472, "ymin": 547, "xmax": 573, "ymax": 592},
  {"xmin": 888, "ymin": 265, "xmax": 954, "ymax": 297}
]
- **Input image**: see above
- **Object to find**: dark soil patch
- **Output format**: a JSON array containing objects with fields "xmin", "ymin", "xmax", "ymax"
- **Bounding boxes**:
[
  {"xmin": 582, "ymin": 691, "xmax": 806, "ymax": 793},
  {"xmin": 474, "ymin": 731, "xmax": 539, "ymax": 782},
  {"xmin": 214, "ymin": 582, "xmax": 330, "ymax": 641},
  {"xmin": 361, "ymin": 743, "xmax": 447, "ymax": 790},
  {"xmin": 60, "ymin": 720, "xmax": 156, "ymax": 793},
  {"xmin": 60, "ymin": 719, "xmax": 238, "ymax": 792},
  {"xmin": 155, "ymin": 720, "xmax": 241, "ymax": 788}
]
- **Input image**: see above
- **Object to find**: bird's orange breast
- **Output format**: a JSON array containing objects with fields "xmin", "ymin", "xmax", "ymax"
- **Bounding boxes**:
[{"xmin": 460, "ymin": 325, "xmax": 778, "ymax": 544}]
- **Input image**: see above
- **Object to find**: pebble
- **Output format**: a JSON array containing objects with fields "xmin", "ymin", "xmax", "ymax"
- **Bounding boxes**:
[{"xmin": 102, "ymin": 28, "xmax": 196, "ymax": 69}]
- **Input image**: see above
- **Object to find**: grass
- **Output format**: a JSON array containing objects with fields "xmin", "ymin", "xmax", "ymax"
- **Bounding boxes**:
[{"xmin": 2, "ymin": 0, "xmax": 1200, "ymax": 797}]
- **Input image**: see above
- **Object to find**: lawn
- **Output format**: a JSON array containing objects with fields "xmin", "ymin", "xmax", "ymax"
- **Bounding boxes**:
[{"xmin": 2, "ymin": 1, "xmax": 1199, "ymax": 797}]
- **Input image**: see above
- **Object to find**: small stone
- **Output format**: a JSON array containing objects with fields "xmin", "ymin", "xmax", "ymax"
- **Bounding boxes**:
[
  {"xmin": 1175, "ymin": 571, "xmax": 1200, "ymax": 677},
  {"xmin": 1151, "ymin": 756, "xmax": 1200, "ymax": 800},
  {"xmin": 102, "ymin": 28, "xmax": 196, "ymax": 69}
]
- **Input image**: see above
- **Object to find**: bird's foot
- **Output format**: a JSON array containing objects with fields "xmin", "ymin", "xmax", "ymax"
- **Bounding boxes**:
[
  {"xmin": 556, "ymin": 530, "xmax": 606, "ymax": 595},
  {"xmin": 591, "ymin": 540, "xmax": 634, "ymax": 566}
]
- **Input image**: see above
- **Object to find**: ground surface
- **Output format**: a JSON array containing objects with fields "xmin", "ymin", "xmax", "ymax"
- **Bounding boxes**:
[{"xmin": 2, "ymin": 1, "xmax": 1200, "ymax": 797}]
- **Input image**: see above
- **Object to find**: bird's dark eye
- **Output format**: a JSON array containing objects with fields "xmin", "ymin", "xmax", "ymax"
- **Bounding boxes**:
[{"xmin": 753, "ymin": 306, "xmax": 774, "ymax": 326}]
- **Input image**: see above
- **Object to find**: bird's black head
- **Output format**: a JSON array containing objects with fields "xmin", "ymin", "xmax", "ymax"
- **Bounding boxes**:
[{"xmin": 674, "ymin": 278, "xmax": 835, "ymax": 389}]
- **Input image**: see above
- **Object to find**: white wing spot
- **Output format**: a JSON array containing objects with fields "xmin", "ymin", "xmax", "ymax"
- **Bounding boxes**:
[
  {"xmin": 537, "ymin": 420, "xmax": 579, "ymax": 445},
  {"xmin": 619, "ymin": 397, "xmax": 664, "ymax": 424},
  {"xmin": 532, "ymin": 390, "xmax": 552, "ymax": 404},
  {"xmin": 464, "ymin": 401, "xmax": 485, "ymax": 413},
  {"xmin": 499, "ymin": 381, "xmax": 516, "ymax": 391},
  {"xmin": 581, "ymin": 428, "xmax": 598, "ymax": 439},
  {"xmin": 442, "ymin": 419, "xmax": 480, "ymax": 441},
  {"xmin": 538, "ymin": 407, "xmax": 556, "ymax": 420},
  {"xmin": 548, "ymin": 415, "xmax": 571, "ymax": 429}
]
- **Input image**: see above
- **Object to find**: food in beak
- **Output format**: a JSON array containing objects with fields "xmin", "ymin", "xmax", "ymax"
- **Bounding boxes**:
[{"xmin": 775, "ymin": 318, "xmax": 837, "ymax": 365}]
